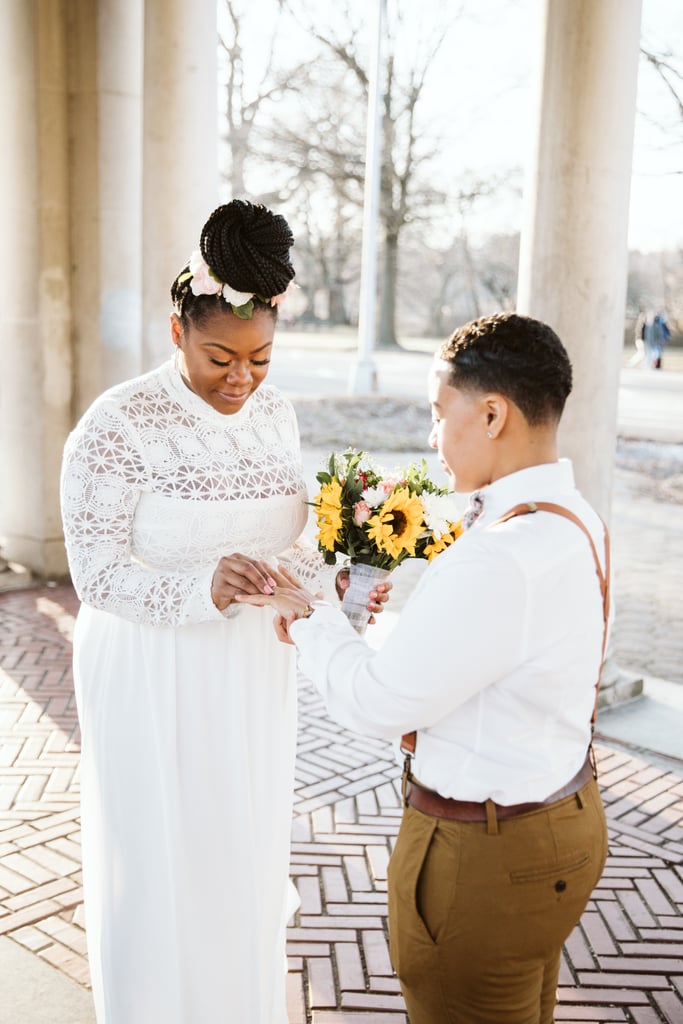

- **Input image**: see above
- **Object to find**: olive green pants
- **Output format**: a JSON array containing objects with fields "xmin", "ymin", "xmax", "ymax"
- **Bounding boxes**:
[{"xmin": 387, "ymin": 778, "xmax": 607, "ymax": 1024}]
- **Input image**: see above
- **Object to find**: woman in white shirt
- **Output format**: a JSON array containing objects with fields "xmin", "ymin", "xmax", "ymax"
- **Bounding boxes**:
[{"xmin": 238, "ymin": 312, "xmax": 609, "ymax": 1024}]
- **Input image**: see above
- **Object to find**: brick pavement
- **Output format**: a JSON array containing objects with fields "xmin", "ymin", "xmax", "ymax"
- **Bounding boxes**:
[{"xmin": 1, "ymin": 584, "xmax": 682, "ymax": 1022}]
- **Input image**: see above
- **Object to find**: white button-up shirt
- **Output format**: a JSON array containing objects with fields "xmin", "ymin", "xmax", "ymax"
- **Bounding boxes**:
[{"xmin": 290, "ymin": 460, "xmax": 610, "ymax": 805}]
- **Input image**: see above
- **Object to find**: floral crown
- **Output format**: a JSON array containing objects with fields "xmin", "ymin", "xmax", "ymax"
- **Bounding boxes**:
[{"xmin": 174, "ymin": 250, "xmax": 297, "ymax": 320}]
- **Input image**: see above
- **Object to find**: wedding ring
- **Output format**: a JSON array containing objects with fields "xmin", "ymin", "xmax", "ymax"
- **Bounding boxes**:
[{"xmin": 299, "ymin": 604, "xmax": 314, "ymax": 620}]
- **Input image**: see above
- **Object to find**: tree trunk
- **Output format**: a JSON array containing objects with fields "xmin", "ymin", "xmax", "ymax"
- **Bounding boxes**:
[
  {"xmin": 378, "ymin": 230, "xmax": 399, "ymax": 347},
  {"xmin": 460, "ymin": 229, "xmax": 482, "ymax": 319},
  {"xmin": 328, "ymin": 286, "xmax": 348, "ymax": 325}
]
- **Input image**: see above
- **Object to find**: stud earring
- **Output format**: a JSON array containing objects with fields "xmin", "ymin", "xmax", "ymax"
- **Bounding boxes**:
[{"xmin": 487, "ymin": 431, "xmax": 493, "ymax": 439}]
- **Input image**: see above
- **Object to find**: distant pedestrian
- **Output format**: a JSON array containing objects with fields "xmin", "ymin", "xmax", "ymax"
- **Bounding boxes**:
[
  {"xmin": 652, "ymin": 311, "xmax": 671, "ymax": 369},
  {"xmin": 629, "ymin": 312, "xmax": 647, "ymax": 367},
  {"xmin": 642, "ymin": 312, "xmax": 656, "ymax": 367}
]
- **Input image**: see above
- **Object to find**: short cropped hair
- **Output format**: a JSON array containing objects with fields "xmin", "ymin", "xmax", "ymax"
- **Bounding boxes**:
[{"xmin": 438, "ymin": 313, "xmax": 573, "ymax": 425}]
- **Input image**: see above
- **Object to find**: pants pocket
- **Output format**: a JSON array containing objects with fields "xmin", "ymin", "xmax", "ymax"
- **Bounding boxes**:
[
  {"xmin": 510, "ymin": 851, "xmax": 591, "ymax": 886},
  {"xmin": 387, "ymin": 808, "xmax": 438, "ymax": 981}
]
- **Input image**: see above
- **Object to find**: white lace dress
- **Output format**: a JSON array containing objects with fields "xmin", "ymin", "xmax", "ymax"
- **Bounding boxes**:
[{"xmin": 60, "ymin": 361, "xmax": 330, "ymax": 1024}]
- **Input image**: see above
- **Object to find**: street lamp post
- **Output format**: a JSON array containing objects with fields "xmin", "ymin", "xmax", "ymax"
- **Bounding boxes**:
[{"xmin": 349, "ymin": 0, "xmax": 385, "ymax": 394}]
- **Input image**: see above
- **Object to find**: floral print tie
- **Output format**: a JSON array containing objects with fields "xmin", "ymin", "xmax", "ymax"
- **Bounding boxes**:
[{"xmin": 462, "ymin": 491, "xmax": 484, "ymax": 530}]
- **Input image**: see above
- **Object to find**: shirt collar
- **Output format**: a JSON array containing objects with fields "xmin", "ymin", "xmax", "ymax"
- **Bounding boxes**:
[{"xmin": 471, "ymin": 460, "xmax": 576, "ymax": 528}]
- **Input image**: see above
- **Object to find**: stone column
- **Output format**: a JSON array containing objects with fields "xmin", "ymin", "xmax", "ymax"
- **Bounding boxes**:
[
  {"xmin": 70, "ymin": 0, "xmax": 144, "ymax": 414},
  {"xmin": 0, "ymin": 2, "xmax": 73, "ymax": 577},
  {"xmin": 517, "ymin": 0, "xmax": 643, "ymax": 706},
  {"xmin": 142, "ymin": 0, "xmax": 219, "ymax": 369},
  {"xmin": 517, "ymin": 0, "xmax": 642, "ymax": 521},
  {"xmin": 97, "ymin": 1, "xmax": 144, "ymax": 391}
]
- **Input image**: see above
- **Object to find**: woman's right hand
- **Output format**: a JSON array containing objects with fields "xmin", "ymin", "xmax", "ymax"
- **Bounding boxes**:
[{"xmin": 210, "ymin": 554, "xmax": 277, "ymax": 611}]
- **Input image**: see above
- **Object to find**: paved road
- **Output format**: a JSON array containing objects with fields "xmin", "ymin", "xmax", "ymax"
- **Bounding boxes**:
[{"xmin": 269, "ymin": 334, "xmax": 683, "ymax": 446}]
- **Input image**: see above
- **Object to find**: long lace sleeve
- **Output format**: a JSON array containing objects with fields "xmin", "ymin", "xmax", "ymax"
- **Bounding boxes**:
[
  {"xmin": 60, "ymin": 401, "xmax": 223, "ymax": 627},
  {"xmin": 277, "ymin": 536, "xmax": 340, "ymax": 604}
]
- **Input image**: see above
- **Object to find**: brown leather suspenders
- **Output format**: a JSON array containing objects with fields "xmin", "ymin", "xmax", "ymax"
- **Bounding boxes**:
[{"xmin": 399, "ymin": 501, "xmax": 611, "ymax": 780}]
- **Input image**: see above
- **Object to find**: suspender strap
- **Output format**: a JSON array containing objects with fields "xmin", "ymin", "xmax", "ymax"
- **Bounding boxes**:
[{"xmin": 400, "ymin": 501, "xmax": 611, "ymax": 775}]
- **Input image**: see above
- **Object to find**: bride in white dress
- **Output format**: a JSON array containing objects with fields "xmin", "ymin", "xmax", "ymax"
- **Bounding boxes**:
[{"xmin": 60, "ymin": 201, "xmax": 388, "ymax": 1023}]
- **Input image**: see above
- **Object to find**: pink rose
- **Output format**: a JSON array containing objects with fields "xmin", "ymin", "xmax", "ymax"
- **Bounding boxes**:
[
  {"xmin": 353, "ymin": 500, "xmax": 372, "ymax": 526},
  {"xmin": 189, "ymin": 251, "xmax": 223, "ymax": 297}
]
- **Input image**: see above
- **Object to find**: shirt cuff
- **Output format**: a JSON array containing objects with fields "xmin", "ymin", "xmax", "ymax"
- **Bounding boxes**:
[{"xmin": 289, "ymin": 600, "xmax": 337, "ymax": 637}]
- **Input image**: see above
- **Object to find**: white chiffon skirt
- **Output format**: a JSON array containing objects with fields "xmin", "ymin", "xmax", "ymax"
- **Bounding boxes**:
[{"xmin": 73, "ymin": 603, "xmax": 298, "ymax": 1024}]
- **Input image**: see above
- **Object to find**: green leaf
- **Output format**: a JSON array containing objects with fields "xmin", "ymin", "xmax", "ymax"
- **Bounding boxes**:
[{"xmin": 232, "ymin": 299, "xmax": 255, "ymax": 319}]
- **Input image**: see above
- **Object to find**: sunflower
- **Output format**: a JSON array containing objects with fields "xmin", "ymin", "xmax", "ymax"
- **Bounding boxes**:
[
  {"xmin": 366, "ymin": 487, "xmax": 426, "ymax": 560},
  {"xmin": 423, "ymin": 518, "xmax": 464, "ymax": 561},
  {"xmin": 314, "ymin": 478, "xmax": 344, "ymax": 551}
]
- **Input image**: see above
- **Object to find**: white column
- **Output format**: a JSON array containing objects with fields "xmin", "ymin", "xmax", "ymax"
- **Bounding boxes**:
[
  {"xmin": 0, "ymin": 2, "xmax": 72, "ymax": 577},
  {"xmin": 142, "ymin": 0, "xmax": 219, "ymax": 369},
  {"xmin": 517, "ymin": 0, "xmax": 642, "ymax": 521},
  {"xmin": 69, "ymin": 0, "xmax": 144, "ymax": 416},
  {"xmin": 97, "ymin": 0, "xmax": 144, "ymax": 392}
]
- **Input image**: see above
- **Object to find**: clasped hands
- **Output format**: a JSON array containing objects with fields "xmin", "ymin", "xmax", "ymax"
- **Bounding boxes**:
[{"xmin": 210, "ymin": 553, "xmax": 391, "ymax": 644}]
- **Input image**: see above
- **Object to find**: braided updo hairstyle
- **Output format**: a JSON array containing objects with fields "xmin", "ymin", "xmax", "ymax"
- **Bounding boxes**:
[
  {"xmin": 438, "ymin": 313, "xmax": 573, "ymax": 425},
  {"xmin": 171, "ymin": 200, "xmax": 295, "ymax": 328}
]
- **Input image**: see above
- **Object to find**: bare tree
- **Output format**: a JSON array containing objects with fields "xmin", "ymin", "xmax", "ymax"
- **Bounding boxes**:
[
  {"xmin": 256, "ymin": 58, "xmax": 367, "ymax": 323},
  {"xmin": 280, "ymin": 1, "xmax": 455, "ymax": 346},
  {"xmin": 219, "ymin": 0, "xmax": 301, "ymax": 197},
  {"xmin": 641, "ymin": 47, "xmax": 683, "ymax": 128},
  {"xmin": 218, "ymin": 2, "xmax": 518, "ymax": 341}
]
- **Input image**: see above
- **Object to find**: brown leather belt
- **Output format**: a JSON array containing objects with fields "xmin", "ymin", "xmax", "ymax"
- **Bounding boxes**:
[{"xmin": 404, "ymin": 756, "xmax": 595, "ymax": 822}]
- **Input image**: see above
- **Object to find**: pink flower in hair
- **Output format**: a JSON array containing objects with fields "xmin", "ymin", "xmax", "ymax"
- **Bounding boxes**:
[
  {"xmin": 189, "ymin": 251, "xmax": 223, "ymax": 297},
  {"xmin": 270, "ymin": 280, "xmax": 299, "ymax": 307}
]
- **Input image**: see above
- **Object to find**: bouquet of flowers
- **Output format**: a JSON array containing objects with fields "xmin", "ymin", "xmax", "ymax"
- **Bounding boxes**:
[{"xmin": 311, "ymin": 449, "xmax": 463, "ymax": 632}]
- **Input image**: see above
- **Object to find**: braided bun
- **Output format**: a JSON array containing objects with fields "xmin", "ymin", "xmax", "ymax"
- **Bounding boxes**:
[{"xmin": 200, "ymin": 200, "xmax": 295, "ymax": 297}]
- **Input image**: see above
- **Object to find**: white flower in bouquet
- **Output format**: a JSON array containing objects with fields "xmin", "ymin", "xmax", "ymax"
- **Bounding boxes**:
[{"xmin": 421, "ymin": 491, "xmax": 463, "ymax": 539}]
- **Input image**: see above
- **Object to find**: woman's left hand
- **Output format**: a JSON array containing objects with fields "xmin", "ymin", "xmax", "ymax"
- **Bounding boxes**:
[
  {"xmin": 234, "ymin": 565, "xmax": 319, "ymax": 643},
  {"xmin": 335, "ymin": 570, "xmax": 393, "ymax": 625}
]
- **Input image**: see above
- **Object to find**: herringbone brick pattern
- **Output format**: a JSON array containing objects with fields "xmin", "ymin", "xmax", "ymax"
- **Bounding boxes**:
[
  {"xmin": 1, "ymin": 585, "xmax": 682, "ymax": 1022},
  {"xmin": 0, "ymin": 585, "xmax": 88, "ymax": 988}
]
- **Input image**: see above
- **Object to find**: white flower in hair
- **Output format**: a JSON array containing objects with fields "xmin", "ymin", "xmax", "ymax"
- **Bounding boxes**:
[
  {"xmin": 188, "ymin": 251, "xmax": 223, "ymax": 297},
  {"xmin": 222, "ymin": 283, "xmax": 255, "ymax": 307}
]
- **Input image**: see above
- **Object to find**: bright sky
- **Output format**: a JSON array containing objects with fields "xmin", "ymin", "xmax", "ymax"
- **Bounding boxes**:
[
  {"xmin": 405, "ymin": 0, "xmax": 683, "ymax": 251},
  {"xmin": 226, "ymin": 0, "xmax": 683, "ymax": 253}
]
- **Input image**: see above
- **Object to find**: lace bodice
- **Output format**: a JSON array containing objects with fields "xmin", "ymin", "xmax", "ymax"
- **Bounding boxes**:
[{"xmin": 61, "ymin": 362, "xmax": 329, "ymax": 626}]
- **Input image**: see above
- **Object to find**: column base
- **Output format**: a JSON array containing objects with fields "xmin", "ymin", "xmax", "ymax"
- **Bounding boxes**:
[{"xmin": 597, "ymin": 655, "xmax": 644, "ymax": 709}]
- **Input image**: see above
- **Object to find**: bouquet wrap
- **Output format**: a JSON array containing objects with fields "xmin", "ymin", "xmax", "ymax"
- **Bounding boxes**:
[{"xmin": 341, "ymin": 563, "xmax": 392, "ymax": 635}]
